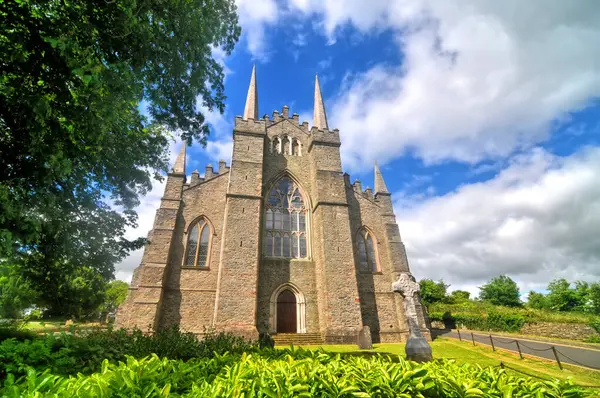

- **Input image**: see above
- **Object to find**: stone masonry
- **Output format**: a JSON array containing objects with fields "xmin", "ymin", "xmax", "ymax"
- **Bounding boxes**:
[{"xmin": 115, "ymin": 67, "xmax": 430, "ymax": 343}]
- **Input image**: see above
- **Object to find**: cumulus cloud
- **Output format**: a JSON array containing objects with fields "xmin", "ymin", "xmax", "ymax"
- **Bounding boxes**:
[
  {"xmin": 398, "ymin": 146, "xmax": 600, "ymax": 297},
  {"xmin": 236, "ymin": 0, "xmax": 279, "ymax": 60},
  {"xmin": 284, "ymin": 0, "xmax": 600, "ymax": 170}
]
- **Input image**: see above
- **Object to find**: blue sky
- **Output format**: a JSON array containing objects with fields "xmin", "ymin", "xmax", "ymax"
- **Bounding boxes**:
[{"xmin": 119, "ymin": 1, "xmax": 600, "ymax": 299}]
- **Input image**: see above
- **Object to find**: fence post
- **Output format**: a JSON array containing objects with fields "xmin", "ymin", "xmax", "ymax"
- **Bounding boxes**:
[
  {"xmin": 471, "ymin": 332, "xmax": 476, "ymax": 346},
  {"xmin": 551, "ymin": 346, "xmax": 563, "ymax": 370},
  {"xmin": 515, "ymin": 340, "xmax": 523, "ymax": 359},
  {"xmin": 457, "ymin": 329, "xmax": 462, "ymax": 342},
  {"xmin": 489, "ymin": 335, "xmax": 495, "ymax": 351}
]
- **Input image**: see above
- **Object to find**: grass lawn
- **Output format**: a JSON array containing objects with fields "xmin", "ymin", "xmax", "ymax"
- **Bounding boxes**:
[
  {"xmin": 22, "ymin": 321, "xmax": 65, "ymax": 330},
  {"xmin": 278, "ymin": 337, "xmax": 600, "ymax": 387}
]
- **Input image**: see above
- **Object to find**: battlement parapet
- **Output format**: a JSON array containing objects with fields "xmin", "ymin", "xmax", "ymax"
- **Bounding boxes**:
[
  {"xmin": 234, "ymin": 116, "xmax": 267, "ymax": 135},
  {"xmin": 309, "ymin": 127, "xmax": 340, "ymax": 148}
]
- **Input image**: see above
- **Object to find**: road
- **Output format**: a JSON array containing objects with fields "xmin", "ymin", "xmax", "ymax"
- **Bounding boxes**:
[{"xmin": 436, "ymin": 329, "xmax": 600, "ymax": 370}]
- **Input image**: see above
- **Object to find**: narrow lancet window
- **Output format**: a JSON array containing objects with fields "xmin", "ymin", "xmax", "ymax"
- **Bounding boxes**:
[
  {"xmin": 184, "ymin": 218, "xmax": 212, "ymax": 267},
  {"xmin": 357, "ymin": 228, "xmax": 380, "ymax": 272},
  {"xmin": 264, "ymin": 176, "xmax": 309, "ymax": 258}
]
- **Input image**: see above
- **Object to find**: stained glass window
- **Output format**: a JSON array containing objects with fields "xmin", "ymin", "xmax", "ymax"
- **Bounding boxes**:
[
  {"xmin": 357, "ymin": 229, "xmax": 380, "ymax": 272},
  {"xmin": 184, "ymin": 218, "xmax": 211, "ymax": 267},
  {"xmin": 264, "ymin": 176, "xmax": 308, "ymax": 258}
]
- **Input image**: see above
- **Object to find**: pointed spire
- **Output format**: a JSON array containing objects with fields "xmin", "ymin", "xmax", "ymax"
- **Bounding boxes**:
[
  {"xmin": 313, "ymin": 74, "xmax": 329, "ymax": 130},
  {"xmin": 243, "ymin": 64, "xmax": 258, "ymax": 120},
  {"xmin": 374, "ymin": 161, "xmax": 389, "ymax": 194},
  {"xmin": 172, "ymin": 143, "xmax": 186, "ymax": 174}
]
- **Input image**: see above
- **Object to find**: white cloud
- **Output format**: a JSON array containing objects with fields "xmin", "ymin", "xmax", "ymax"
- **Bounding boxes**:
[
  {"xmin": 283, "ymin": 0, "xmax": 600, "ymax": 170},
  {"xmin": 236, "ymin": 0, "xmax": 279, "ymax": 60},
  {"xmin": 206, "ymin": 138, "xmax": 234, "ymax": 163},
  {"xmin": 398, "ymin": 146, "xmax": 600, "ymax": 297}
]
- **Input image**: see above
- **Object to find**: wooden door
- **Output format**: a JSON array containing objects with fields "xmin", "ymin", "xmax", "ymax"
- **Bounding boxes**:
[{"xmin": 277, "ymin": 290, "xmax": 297, "ymax": 333}]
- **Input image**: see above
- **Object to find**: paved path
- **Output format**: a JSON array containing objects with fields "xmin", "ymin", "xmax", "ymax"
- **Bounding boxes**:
[{"xmin": 437, "ymin": 329, "xmax": 600, "ymax": 370}]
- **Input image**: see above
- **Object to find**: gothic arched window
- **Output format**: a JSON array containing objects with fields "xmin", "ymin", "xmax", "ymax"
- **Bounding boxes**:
[
  {"xmin": 184, "ymin": 218, "xmax": 212, "ymax": 267},
  {"xmin": 264, "ymin": 177, "xmax": 308, "ymax": 258},
  {"xmin": 292, "ymin": 139, "xmax": 300, "ymax": 156},
  {"xmin": 357, "ymin": 228, "xmax": 379, "ymax": 272},
  {"xmin": 282, "ymin": 136, "xmax": 291, "ymax": 155},
  {"xmin": 273, "ymin": 137, "xmax": 281, "ymax": 154}
]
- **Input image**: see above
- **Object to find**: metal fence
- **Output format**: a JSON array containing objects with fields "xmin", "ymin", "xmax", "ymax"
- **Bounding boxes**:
[{"xmin": 455, "ymin": 329, "xmax": 600, "ymax": 371}]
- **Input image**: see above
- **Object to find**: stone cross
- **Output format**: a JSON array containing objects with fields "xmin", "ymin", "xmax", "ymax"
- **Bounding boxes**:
[{"xmin": 392, "ymin": 272, "xmax": 432, "ymax": 362}]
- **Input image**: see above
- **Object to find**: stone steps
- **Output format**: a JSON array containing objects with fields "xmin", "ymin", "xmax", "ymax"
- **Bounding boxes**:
[{"xmin": 273, "ymin": 333, "xmax": 324, "ymax": 346}]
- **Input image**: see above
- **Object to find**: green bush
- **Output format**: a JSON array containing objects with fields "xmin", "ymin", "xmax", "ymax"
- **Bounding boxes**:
[
  {"xmin": 429, "ymin": 301, "xmax": 600, "ymax": 328},
  {"xmin": 0, "ymin": 327, "xmax": 38, "ymax": 343},
  {"xmin": 429, "ymin": 311, "xmax": 524, "ymax": 333},
  {"xmin": 1, "ymin": 350, "xmax": 593, "ymax": 397},
  {"xmin": 486, "ymin": 311, "xmax": 525, "ymax": 333},
  {"xmin": 0, "ymin": 325, "xmax": 259, "ymax": 379}
]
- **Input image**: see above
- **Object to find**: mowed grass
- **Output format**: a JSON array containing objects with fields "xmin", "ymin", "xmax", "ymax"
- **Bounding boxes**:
[
  {"xmin": 22, "ymin": 321, "xmax": 65, "ymax": 330},
  {"xmin": 277, "ymin": 337, "xmax": 600, "ymax": 387}
]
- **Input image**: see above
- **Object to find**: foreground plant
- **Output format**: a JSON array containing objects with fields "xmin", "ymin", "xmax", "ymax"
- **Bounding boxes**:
[{"xmin": 1, "ymin": 349, "xmax": 592, "ymax": 397}]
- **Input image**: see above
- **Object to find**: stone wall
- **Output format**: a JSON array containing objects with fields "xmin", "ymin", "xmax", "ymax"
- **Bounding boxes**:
[
  {"xmin": 159, "ymin": 172, "xmax": 229, "ymax": 333},
  {"xmin": 521, "ymin": 322, "xmax": 599, "ymax": 341}
]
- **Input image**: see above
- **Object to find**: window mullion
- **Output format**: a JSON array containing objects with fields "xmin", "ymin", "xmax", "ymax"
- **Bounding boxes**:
[{"xmin": 194, "ymin": 224, "xmax": 202, "ymax": 267}]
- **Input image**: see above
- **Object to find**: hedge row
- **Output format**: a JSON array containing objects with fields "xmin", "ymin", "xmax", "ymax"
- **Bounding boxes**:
[
  {"xmin": 0, "ymin": 326, "xmax": 260, "ymax": 379},
  {"xmin": 2, "ymin": 350, "xmax": 593, "ymax": 397},
  {"xmin": 429, "ymin": 311, "xmax": 525, "ymax": 333},
  {"xmin": 428, "ymin": 302, "xmax": 599, "ymax": 325}
]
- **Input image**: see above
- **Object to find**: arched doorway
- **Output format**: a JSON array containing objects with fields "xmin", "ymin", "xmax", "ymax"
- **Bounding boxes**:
[
  {"xmin": 277, "ymin": 290, "xmax": 297, "ymax": 333},
  {"xmin": 269, "ymin": 283, "xmax": 306, "ymax": 334}
]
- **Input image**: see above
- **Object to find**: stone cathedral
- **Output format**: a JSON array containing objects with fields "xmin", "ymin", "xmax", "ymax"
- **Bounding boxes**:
[{"xmin": 115, "ymin": 67, "xmax": 430, "ymax": 344}]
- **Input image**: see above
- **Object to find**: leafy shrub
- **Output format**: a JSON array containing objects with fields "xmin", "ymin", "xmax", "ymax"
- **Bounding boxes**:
[
  {"xmin": 429, "ymin": 301, "xmax": 599, "ymax": 325},
  {"xmin": 589, "ymin": 319, "xmax": 600, "ymax": 334},
  {"xmin": 1, "ymin": 350, "xmax": 593, "ymax": 397},
  {"xmin": 429, "ymin": 311, "xmax": 524, "ymax": 332},
  {"xmin": 24, "ymin": 309, "xmax": 41, "ymax": 321},
  {"xmin": 0, "ymin": 327, "xmax": 38, "ymax": 343},
  {"xmin": 584, "ymin": 335, "xmax": 600, "ymax": 343},
  {"xmin": 486, "ymin": 311, "xmax": 525, "ymax": 333},
  {"xmin": 0, "ymin": 325, "xmax": 259, "ymax": 379}
]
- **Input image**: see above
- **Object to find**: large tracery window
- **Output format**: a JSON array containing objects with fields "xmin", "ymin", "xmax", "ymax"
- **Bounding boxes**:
[
  {"xmin": 264, "ymin": 177, "xmax": 308, "ymax": 258},
  {"xmin": 184, "ymin": 218, "xmax": 212, "ymax": 267},
  {"xmin": 357, "ymin": 228, "xmax": 380, "ymax": 272}
]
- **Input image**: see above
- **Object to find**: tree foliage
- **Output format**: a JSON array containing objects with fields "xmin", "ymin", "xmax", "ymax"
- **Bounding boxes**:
[
  {"xmin": 419, "ymin": 279, "xmax": 449, "ymax": 305},
  {"xmin": 544, "ymin": 278, "xmax": 600, "ymax": 314},
  {"xmin": 478, "ymin": 275, "xmax": 522, "ymax": 307},
  {"xmin": 527, "ymin": 291, "xmax": 549, "ymax": 310},
  {"xmin": 0, "ymin": 263, "xmax": 37, "ymax": 318},
  {"xmin": 449, "ymin": 290, "xmax": 471, "ymax": 303},
  {"xmin": 102, "ymin": 280, "xmax": 129, "ymax": 314},
  {"xmin": 0, "ymin": 0, "xmax": 240, "ymax": 302},
  {"xmin": 43, "ymin": 265, "xmax": 107, "ymax": 320}
]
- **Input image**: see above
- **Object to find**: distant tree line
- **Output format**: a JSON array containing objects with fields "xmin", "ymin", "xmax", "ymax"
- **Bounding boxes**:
[{"xmin": 419, "ymin": 275, "xmax": 600, "ymax": 315}]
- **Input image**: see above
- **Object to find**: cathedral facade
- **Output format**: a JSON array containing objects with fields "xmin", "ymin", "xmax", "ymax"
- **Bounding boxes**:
[{"xmin": 115, "ymin": 67, "xmax": 429, "ymax": 343}]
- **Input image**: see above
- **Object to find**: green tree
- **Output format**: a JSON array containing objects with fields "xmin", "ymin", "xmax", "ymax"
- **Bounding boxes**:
[
  {"xmin": 449, "ymin": 290, "xmax": 471, "ymax": 303},
  {"xmin": 102, "ymin": 280, "xmax": 129, "ymax": 314},
  {"xmin": 0, "ymin": 263, "xmax": 37, "ymax": 318},
  {"xmin": 0, "ymin": 1, "xmax": 240, "ymax": 299},
  {"xmin": 587, "ymin": 283, "xmax": 600, "ymax": 315},
  {"xmin": 546, "ymin": 279, "xmax": 582, "ymax": 312},
  {"xmin": 478, "ymin": 275, "xmax": 521, "ymax": 307},
  {"xmin": 527, "ymin": 291, "xmax": 549, "ymax": 310},
  {"xmin": 47, "ymin": 265, "xmax": 107, "ymax": 320},
  {"xmin": 419, "ymin": 279, "xmax": 449, "ymax": 305}
]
